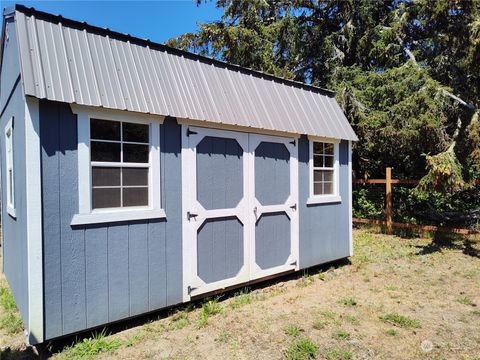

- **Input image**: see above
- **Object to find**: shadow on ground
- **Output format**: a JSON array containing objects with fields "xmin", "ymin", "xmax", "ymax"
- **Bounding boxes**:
[
  {"xmin": 21, "ymin": 258, "xmax": 350, "ymax": 358},
  {"xmin": 415, "ymin": 232, "xmax": 480, "ymax": 258},
  {"xmin": 0, "ymin": 346, "xmax": 42, "ymax": 360}
]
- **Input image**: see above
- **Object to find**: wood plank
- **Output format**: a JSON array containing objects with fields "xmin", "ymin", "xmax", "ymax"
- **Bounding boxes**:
[{"xmin": 385, "ymin": 167, "xmax": 392, "ymax": 234}]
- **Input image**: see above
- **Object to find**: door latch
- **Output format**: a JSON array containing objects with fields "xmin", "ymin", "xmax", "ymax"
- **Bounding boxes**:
[
  {"xmin": 187, "ymin": 285, "xmax": 197, "ymax": 295},
  {"xmin": 187, "ymin": 211, "xmax": 198, "ymax": 220}
]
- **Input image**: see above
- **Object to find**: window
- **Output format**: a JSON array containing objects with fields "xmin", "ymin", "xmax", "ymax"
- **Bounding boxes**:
[
  {"xmin": 313, "ymin": 142, "xmax": 335, "ymax": 195},
  {"xmin": 71, "ymin": 105, "xmax": 164, "ymax": 225},
  {"xmin": 90, "ymin": 119, "xmax": 150, "ymax": 209},
  {"xmin": 308, "ymin": 139, "xmax": 341, "ymax": 204},
  {"xmin": 5, "ymin": 117, "xmax": 15, "ymax": 217}
]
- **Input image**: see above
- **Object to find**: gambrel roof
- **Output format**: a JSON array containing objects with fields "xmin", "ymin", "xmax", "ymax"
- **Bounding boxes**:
[{"xmin": 3, "ymin": 5, "xmax": 358, "ymax": 141}]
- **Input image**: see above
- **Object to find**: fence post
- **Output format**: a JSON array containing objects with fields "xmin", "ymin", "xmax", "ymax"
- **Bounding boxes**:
[{"xmin": 386, "ymin": 167, "xmax": 393, "ymax": 234}]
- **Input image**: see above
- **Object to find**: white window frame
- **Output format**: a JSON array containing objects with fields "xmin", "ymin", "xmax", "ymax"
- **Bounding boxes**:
[
  {"xmin": 307, "ymin": 136, "xmax": 341, "ymax": 205},
  {"xmin": 5, "ymin": 117, "xmax": 16, "ymax": 217},
  {"xmin": 70, "ymin": 105, "xmax": 165, "ymax": 225}
]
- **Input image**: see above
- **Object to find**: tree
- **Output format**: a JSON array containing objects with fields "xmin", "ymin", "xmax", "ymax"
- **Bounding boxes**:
[{"xmin": 167, "ymin": 0, "xmax": 480, "ymax": 225}]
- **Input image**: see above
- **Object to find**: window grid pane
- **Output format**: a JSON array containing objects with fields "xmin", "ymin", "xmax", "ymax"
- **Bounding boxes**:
[
  {"xmin": 312, "ymin": 141, "xmax": 335, "ymax": 196},
  {"xmin": 91, "ymin": 119, "xmax": 150, "ymax": 210}
]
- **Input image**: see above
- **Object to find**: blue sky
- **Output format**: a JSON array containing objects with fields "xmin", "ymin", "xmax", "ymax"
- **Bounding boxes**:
[{"xmin": 1, "ymin": 1, "xmax": 223, "ymax": 44}]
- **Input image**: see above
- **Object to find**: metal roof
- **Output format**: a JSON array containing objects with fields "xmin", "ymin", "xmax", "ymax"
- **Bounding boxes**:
[{"xmin": 8, "ymin": 5, "xmax": 357, "ymax": 141}]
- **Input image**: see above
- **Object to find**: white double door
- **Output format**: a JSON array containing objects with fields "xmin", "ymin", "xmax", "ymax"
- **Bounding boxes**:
[{"xmin": 182, "ymin": 126, "xmax": 299, "ymax": 298}]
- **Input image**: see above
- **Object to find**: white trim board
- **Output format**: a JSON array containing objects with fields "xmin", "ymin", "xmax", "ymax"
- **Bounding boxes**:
[
  {"xmin": 348, "ymin": 140, "xmax": 353, "ymax": 256},
  {"xmin": 25, "ymin": 97, "xmax": 43, "ymax": 344}
]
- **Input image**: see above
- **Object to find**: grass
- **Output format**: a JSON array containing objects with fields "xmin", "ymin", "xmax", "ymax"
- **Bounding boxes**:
[
  {"xmin": 169, "ymin": 310, "xmax": 189, "ymax": 330},
  {"xmin": 457, "ymin": 296, "xmax": 475, "ymax": 306},
  {"xmin": 197, "ymin": 298, "xmax": 223, "ymax": 327},
  {"xmin": 386, "ymin": 328, "xmax": 398, "ymax": 336},
  {"xmin": 0, "ymin": 281, "xmax": 23, "ymax": 334},
  {"xmin": 312, "ymin": 319, "xmax": 327, "ymax": 330},
  {"xmin": 231, "ymin": 288, "xmax": 252, "ymax": 308},
  {"xmin": 332, "ymin": 329, "xmax": 351, "ymax": 340},
  {"xmin": 297, "ymin": 273, "xmax": 315, "ymax": 287},
  {"xmin": 284, "ymin": 338, "xmax": 318, "ymax": 360},
  {"xmin": 379, "ymin": 313, "xmax": 421, "ymax": 328},
  {"xmin": 56, "ymin": 330, "xmax": 123, "ymax": 360},
  {"xmin": 284, "ymin": 324, "xmax": 303, "ymax": 337},
  {"xmin": 324, "ymin": 348, "xmax": 353, "ymax": 360},
  {"xmin": 338, "ymin": 297, "xmax": 357, "ymax": 306}
]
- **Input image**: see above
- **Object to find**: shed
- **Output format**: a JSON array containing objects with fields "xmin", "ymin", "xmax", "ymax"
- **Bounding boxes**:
[{"xmin": 0, "ymin": 5, "xmax": 357, "ymax": 344}]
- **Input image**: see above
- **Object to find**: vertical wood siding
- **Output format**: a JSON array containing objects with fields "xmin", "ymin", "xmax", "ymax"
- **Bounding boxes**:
[
  {"xmin": 40, "ymin": 101, "xmax": 183, "ymax": 340},
  {"xmin": 298, "ymin": 137, "xmax": 350, "ymax": 268}
]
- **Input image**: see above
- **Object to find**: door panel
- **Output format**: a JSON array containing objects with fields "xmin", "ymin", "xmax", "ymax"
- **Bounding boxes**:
[
  {"xmin": 255, "ymin": 212, "xmax": 291, "ymax": 269},
  {"xmin": 197, "ymin": 216, "xmax": 244, "ymax": 284},
  {"xmin": 249, "ymin": 134, "xmax": 299, "ymax": 280}
]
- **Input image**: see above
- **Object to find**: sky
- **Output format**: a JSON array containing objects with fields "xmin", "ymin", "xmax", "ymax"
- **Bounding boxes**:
[{"xmin": 1, "ymin": 0, "xmax": 223, "ymax": 44}]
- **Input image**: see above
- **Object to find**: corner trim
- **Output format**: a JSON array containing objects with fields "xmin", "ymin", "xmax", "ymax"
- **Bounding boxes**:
[
  {"xmin": 25, "ymin": 97, "xmax": 43, "ymax": 344},
  {"xmin": 348, "ymin": 141, "xmax": 353, "ymax": 256}
]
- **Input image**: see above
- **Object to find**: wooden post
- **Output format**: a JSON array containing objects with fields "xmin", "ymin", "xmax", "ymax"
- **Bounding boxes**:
[{"xmin": 386, "ymin": 167, "xmax": 393, "ymax": 234}]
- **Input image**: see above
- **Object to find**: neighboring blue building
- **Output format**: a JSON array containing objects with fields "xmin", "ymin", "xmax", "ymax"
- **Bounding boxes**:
[{"xmin": 0, "ymin": 5, "xmax": 357, "ymax": 345}]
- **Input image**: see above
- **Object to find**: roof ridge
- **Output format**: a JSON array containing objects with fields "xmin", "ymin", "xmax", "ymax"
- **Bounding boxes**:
[{"xmin": 12, "ymin": 3, "xmax": 336, "ymax": 97}]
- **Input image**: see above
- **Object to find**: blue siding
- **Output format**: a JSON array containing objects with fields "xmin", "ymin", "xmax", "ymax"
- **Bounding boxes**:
[
  {"xmin": 40, "ymin": 102, "xmax": 183, "ymax": 340},
  {"xmin": 298, "ymin": 137, "xmax": 350, "ymax": 268},
  {"xmin": 0, "ymin": 16, "xmax": 29, "ymax": 329},
  {"xmin": 0, "ymin": 81, "xmax": 29, "ymax": 329}
]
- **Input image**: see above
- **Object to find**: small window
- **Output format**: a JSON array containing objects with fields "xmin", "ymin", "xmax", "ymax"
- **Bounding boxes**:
[
  {"xmin": 308, "ymin": 139, "xmax": 341, "ymax": 204},
  {"xmin": 5, "ymin": 117, "xmax": 15, "ymax": 216},
  {"xmin": 90, "ymin": 119, "xmax": 150, "ymax": 210},
  {"xmin": 313, "ymin": 142, "xmax": 335, "ymax": 195}
]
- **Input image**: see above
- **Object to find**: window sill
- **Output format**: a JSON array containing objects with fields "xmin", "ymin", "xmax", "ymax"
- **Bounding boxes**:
[
  {"xmin": 71, "ymin": 208, "xmax": 166, "ymax": 226},
  {"xmin": 306, "ymin": 195, "xmax": 342, "ymax": 205},
  {"xmin": 7, "ymin": 206, "xmax": 16, "ymax": 219}
]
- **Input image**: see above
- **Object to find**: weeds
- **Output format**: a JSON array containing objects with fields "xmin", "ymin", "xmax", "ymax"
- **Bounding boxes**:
[
  {"xmin": 284, "ymin": 324, "xmax": 303, "ymax": 337},
  {"xmin": 339, "ymin": 297, "xmax": 357, "ymax": 306},
  {"xmin": 169, "ymin": 310, "xmax": 189, "ymax": 330},
  {"xmin": 457, "ymin": 297, "xmax": 475, "ymax": 306},
  {"xmin": 324, "ymin": 347, "xmax": 353, "ymax": 360},
  {"xmin": 332, "ymin": 330, "xmax": 350, "ymax": 340},
  {"xmin": 0, "ymin": 281, "xmax": 23, "ymax": 334},
  {"xmin": 379, "ymin": 313, "xmax": 421, "ymax": 328},
  {"xmin": 386, "ymin": 329, "xmax": 398, "ymax": 336},
  {"xmin": 312, "ymin": 319, "xmax": 327, "ymax": 330},
  {"xmin": 56, "ymin": 330, "xmax": 122, "ymax": 360},
  {"xmin": 197, "ymin": 298, "xmax": 222, "ymax": 327},
  {"xmin": 231, "ymin": 288, "xmax": 252, "ymax": 309},
  {"xmin": 284, "ymin": 338, "xmax": 318, "ymax": 360},
  {"xmin": 297, "ymin": 273, "xmax": 315, "ymax": 287}
]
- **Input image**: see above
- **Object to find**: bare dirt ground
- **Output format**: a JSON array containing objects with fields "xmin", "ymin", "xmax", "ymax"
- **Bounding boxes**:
[{"xmin": 1, "ymin": 228, "xmax": 479, "ymax": 360}]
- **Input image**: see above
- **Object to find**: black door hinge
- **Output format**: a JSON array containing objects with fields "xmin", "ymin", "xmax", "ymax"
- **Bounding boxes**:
[
  {"xmin": 187, "ymin": 128, "xmax": 198, "ymax": 137},
  {"xmin": 187, "ymin": 211, "xmax": 198, "ymax": 220},
  {"xmin": 290, "ymin": 203, "xmax": 297, "ymax": 211},
  {"xmin": 290, "ymin": 139, "xmax": 296, "ymax": 146},
  {"xmin": 188, "ymin": 285, "xmax": 197, "ymax": 295}
]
